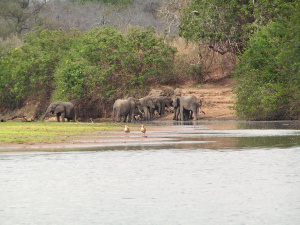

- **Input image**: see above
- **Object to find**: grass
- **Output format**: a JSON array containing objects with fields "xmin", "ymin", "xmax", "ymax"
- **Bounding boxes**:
[{"xmin": 0, "ymin": 122, "xmax": 133, "ymax": 144}]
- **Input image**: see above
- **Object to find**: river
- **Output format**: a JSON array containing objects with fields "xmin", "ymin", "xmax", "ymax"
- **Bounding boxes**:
[{"xmin": 0, "ymin": 121, "xmax": 299, "ymax": 225}]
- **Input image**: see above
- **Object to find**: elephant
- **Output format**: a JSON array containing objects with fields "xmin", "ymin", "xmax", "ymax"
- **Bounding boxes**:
[
  {"xmin": 158, "ymin": 96, "xmax": 173, "ymax": 115},
  {"xmin": 42, "ymin": 101, "xmax": 76, "ymax": 122},
  {"xmin": 113, "ymin": 97, "xmax": 141, "ymax": 123},
  {"xmin": 148, "ymin": 97, "xmax": 162, "ymax": 119},
  {"xmin": 139, "ymin": 97, "xmax": 156, "ymax": 121},
  {"xmin": 133, "ymin": 107, "xmax": 143, "ymax": 121},
  {"xmin": 148, "ymin": 96, "xmax": 173, "ymax": 119},
  {"xmin": 173, "ymin": 95, "xmax": 201, "ymax": 121}
]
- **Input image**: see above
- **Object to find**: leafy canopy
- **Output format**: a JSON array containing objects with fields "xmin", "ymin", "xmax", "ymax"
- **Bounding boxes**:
[
  {"xmin": 234, "ymin": 2, "xmax": 300, "ymax": 120},
  {"xmin": 179, "ymin": 0, "xmax": 295, "ymax": 54}
]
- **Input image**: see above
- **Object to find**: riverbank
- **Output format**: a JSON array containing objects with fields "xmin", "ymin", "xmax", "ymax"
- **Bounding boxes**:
[
  {"xmin": 0, "ymin": 77, "xmax": 236, "ymax": 123},
  {"xmin": 1, "ymin": 120, "xmax": 299, "ymax": 152},
  {"xmin": 0, "ymin": 120, "xmax": 239, "ymax": 151}
]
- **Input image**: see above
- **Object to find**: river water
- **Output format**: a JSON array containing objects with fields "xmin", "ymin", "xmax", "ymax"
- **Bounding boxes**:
[{"xmin": 0, "ymin": 121, "xmax": 300, "ymax": 225}]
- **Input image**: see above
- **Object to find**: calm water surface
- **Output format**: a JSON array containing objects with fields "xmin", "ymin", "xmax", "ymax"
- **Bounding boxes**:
[{"xmin": 1, "ymin": 121, "xmax": 300, "ymax": 225}]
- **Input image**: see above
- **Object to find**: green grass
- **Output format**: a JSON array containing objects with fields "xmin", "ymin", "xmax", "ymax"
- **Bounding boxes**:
[{"xmin": 0, "ymin": 122, "xmax": 127, "ymax": 144}]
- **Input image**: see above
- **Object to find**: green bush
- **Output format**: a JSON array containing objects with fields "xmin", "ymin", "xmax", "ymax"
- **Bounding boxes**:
[
  {"xmin": 179, "ymin": 0, "xmax": 295, "ymax": 54},
  {"xmin": 52, "ymin": 27, "xmax": 177, "ymax": 102},
  {"xmin": 234, "ymin": 4, "xmax": 300, "ymax": 120},
  {"xmin": 0, "ymin": 26, "xmax": 177, "ymax": 118},
  {"xmin": 0, "ymin": 29, "xmax": 72, "ymax": 108}
]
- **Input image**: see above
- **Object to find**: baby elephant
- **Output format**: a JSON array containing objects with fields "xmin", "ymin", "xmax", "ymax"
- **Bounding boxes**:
[{"xmin": 42, "ymin": 101, "xmax": 76, "ymax": 122}]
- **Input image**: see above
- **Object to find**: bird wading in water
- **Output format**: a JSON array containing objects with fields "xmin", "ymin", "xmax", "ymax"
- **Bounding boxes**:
[
  {"xmin": 124, "ymin": 125, "xmax": 130, "ymax": 135},
  {"xmin": 141, "ymin": 124, "xmax": 146, "ymax": 137}
]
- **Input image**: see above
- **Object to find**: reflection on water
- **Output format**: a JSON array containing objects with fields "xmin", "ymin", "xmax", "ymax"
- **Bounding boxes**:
[
  {"xmin": 170, "ymin": 120, "xmax": 300, "ymax": 130},
  {"xmin": 0, "ymin": 121, "xmax": 299, "ymax": 225}
]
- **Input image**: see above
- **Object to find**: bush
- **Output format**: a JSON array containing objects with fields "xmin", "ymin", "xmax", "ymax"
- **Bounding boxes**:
[
  {"xmin": 0, "ymin": 26, "xmax": 177, "ymax": 118},
  {"xmin": 234, "ymin": 4, "xmax": 300, "ymax": 120},
  {"xmin": 0, "ymin": 29, "xmax": 72, "ymax": 108}
]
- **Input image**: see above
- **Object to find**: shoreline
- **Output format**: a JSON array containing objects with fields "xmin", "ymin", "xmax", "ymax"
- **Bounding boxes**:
[{"xmin": 1, "ymin": 120, "xmax": 299, "ymax": 152}]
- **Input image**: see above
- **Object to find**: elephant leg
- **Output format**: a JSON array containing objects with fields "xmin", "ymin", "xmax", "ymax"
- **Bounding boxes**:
[
  {"xmin": 173, "ymin": 108, "xmax": 179, "ymax": 120},
  {"xmin": 161, "ymin": 105, "xmax": 165, "ymax": 115},
  {"xmin": 128, "ymin": 113, "xmax": 132, "ymax": 123},
  {"xmin": 143, "ymin": 107, "xmax": 148, "ymax": 121},
  {"xmin": 115, "ymin": 111, "xmax": 120, "ymax": 122},
  {"xmin": 123, "ymin": 114, "xmax": 127, "ymax": 123},
  {"xmin": 192, "ymin": 108, "xmax": 198, "ymax": 120},
  {"xmin": 196, "ymin": 108, "xmax": 199, "ymax": 120},
  {"xmin": 149, "ymin": 109, "xmax": 154, "ymax": 120},
  {"xmin": 56, "ymin": 114, "xmax": 60, "ymax": 122},
  {"xmin": 180, "ymin": 106, "xmax": 184, "ymax": 121},
  {"xmin": 188, "ymin": 110, "xmax": 193, "ymax": 120},
  {"xmin": 61, "ymin": 113, "xmax": 66, "ymax": 122},
  {"xmin": 183, "ymin": 109, "xmax": 188, "ymax": 120},
  {"xmin": 158, "ymin": 105, "xmax": 162, "ymax": 116}
]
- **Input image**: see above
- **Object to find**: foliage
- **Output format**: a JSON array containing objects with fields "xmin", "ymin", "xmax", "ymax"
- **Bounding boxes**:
[
  {"xmin": 233, "ymin": 3, "xmax": 300, "ymax": 120},
  {"xmin": 0, "ymin": 29, "xmax": 71, "ymax": 108},
  {"xmin": 0, "ymin": 26, "xmax": 177, "ymax": 118},
  {"xmin": 179, "ymin": 0, "xmax": 295, "ymax": 55},
  {"xmin": 0, "ymin": 0, "xmax": 47, "ymax": 37},
  {"xmin": 51, "ymin": 27, "xmax": 176, "ymax": 102}
]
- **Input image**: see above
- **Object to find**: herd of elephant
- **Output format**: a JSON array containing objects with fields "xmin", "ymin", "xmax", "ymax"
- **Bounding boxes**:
[{"xmin": 42, "ymin": 95, "xmax": 204, "ymax": 123}]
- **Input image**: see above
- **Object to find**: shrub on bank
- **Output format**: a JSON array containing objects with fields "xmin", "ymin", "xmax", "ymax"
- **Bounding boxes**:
[{"xmin": 0, "ymin": 26, "xmax": 177, "ymax": 118}]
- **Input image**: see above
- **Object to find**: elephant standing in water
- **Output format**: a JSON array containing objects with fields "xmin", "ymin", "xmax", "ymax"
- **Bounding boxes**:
[
  {"xmin": 173, "ymin": 95, "xmax": 201, "ymax": 121},
  {"xmin": 42, "ymin": 101, "xmax": 76, "ymax": 122},
  {"xmin": 113, "ymin": 97, "xmax": 141, "ymax": 122}
]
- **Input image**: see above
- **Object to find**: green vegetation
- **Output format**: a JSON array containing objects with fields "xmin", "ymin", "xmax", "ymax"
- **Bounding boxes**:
[
  {"xmin": 0, "ymin": 0, "xmax": 47, "ymax": 37},
  {"xmin": 0, "ymin": 26, "xmax": 176, "ymax": 117},
  {"xmin": 180, "ymin": 0, "xmax": 299, "ymax": 120},
  {"xmin": 234, "ymin": 2, "xmax": 299, "ymax": 120},
  {"xmin": 0, "ymin": 122, "xmax": 124, "ymax": 143},
  {"xmin": 179, "ymin": 0, "xmax": 293, "ymax": 54},
  {"xmin": 0, "ymin": 0, "xmax": 299, "ymax": 121}
]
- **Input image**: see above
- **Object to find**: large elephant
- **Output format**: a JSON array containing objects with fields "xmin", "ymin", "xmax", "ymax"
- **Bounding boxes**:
[
  {"xmin": 113, "ymin": 98, "xmax": 141, "ymax": 122},
  {"xmin": 148, "ymin": 96, "xmax": 173, "ymax": 119},
  {"xmin": 173, "ymin": 95, "xmax": 200, "ymax": 121},
  {"xmin": 148, "ymin": 97, "xmax": 162, "ymax": 119},
  {"xmin": 139, "ymin": 97, "xmax": 156, "ymax": 121},
  {"xmin": 159, "ymin": 96, "xmax": 173, "ymax": 115},
  {"xmin": 42, "ymin": 101, "xmax": 76, "ymax": 122}
]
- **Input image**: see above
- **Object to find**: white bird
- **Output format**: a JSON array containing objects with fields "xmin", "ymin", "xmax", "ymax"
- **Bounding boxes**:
[
  {"xmin": 141, "ymin": 124, "xmax": 146, "ymax": 137},
  {"xmin": 124, "ymin": 125, "xmax": 130, "ymax": 135}
]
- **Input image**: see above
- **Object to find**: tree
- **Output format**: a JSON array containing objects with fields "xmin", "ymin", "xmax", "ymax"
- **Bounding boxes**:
[
  {"xmin": 233, "ymin": 2, "xmax": 299, "ymax": 120},
  {"xmin": 0, "ymin": 0, "xmax": 47, "ymax": 37},
  {"xmin": 179, "ymin": 0, "xmax": 294, "ymax": 55}
]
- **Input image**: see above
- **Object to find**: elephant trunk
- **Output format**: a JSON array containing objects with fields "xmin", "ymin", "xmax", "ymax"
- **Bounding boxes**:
[
  {"xmin": 42, "ymin": 113, "xmax": 47, "ymax": 121},
  {"xmin": 42, "ymin": 108, "xmax": 51, "ymax": 121}
]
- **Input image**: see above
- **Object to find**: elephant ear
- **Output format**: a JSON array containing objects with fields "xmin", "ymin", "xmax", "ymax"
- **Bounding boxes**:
[
  {"xmin": 54, "ymin": 103, "xmax": 65, "ymax": 114},
  {"xmin": 148, "ymin": 99, "xmax": 156, "ymax": 108}
]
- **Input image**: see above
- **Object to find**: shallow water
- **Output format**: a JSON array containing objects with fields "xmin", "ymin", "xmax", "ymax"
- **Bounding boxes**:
[{"xmin": 0, "ymin": 121, "xmax": 300, "ymax": 225}]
